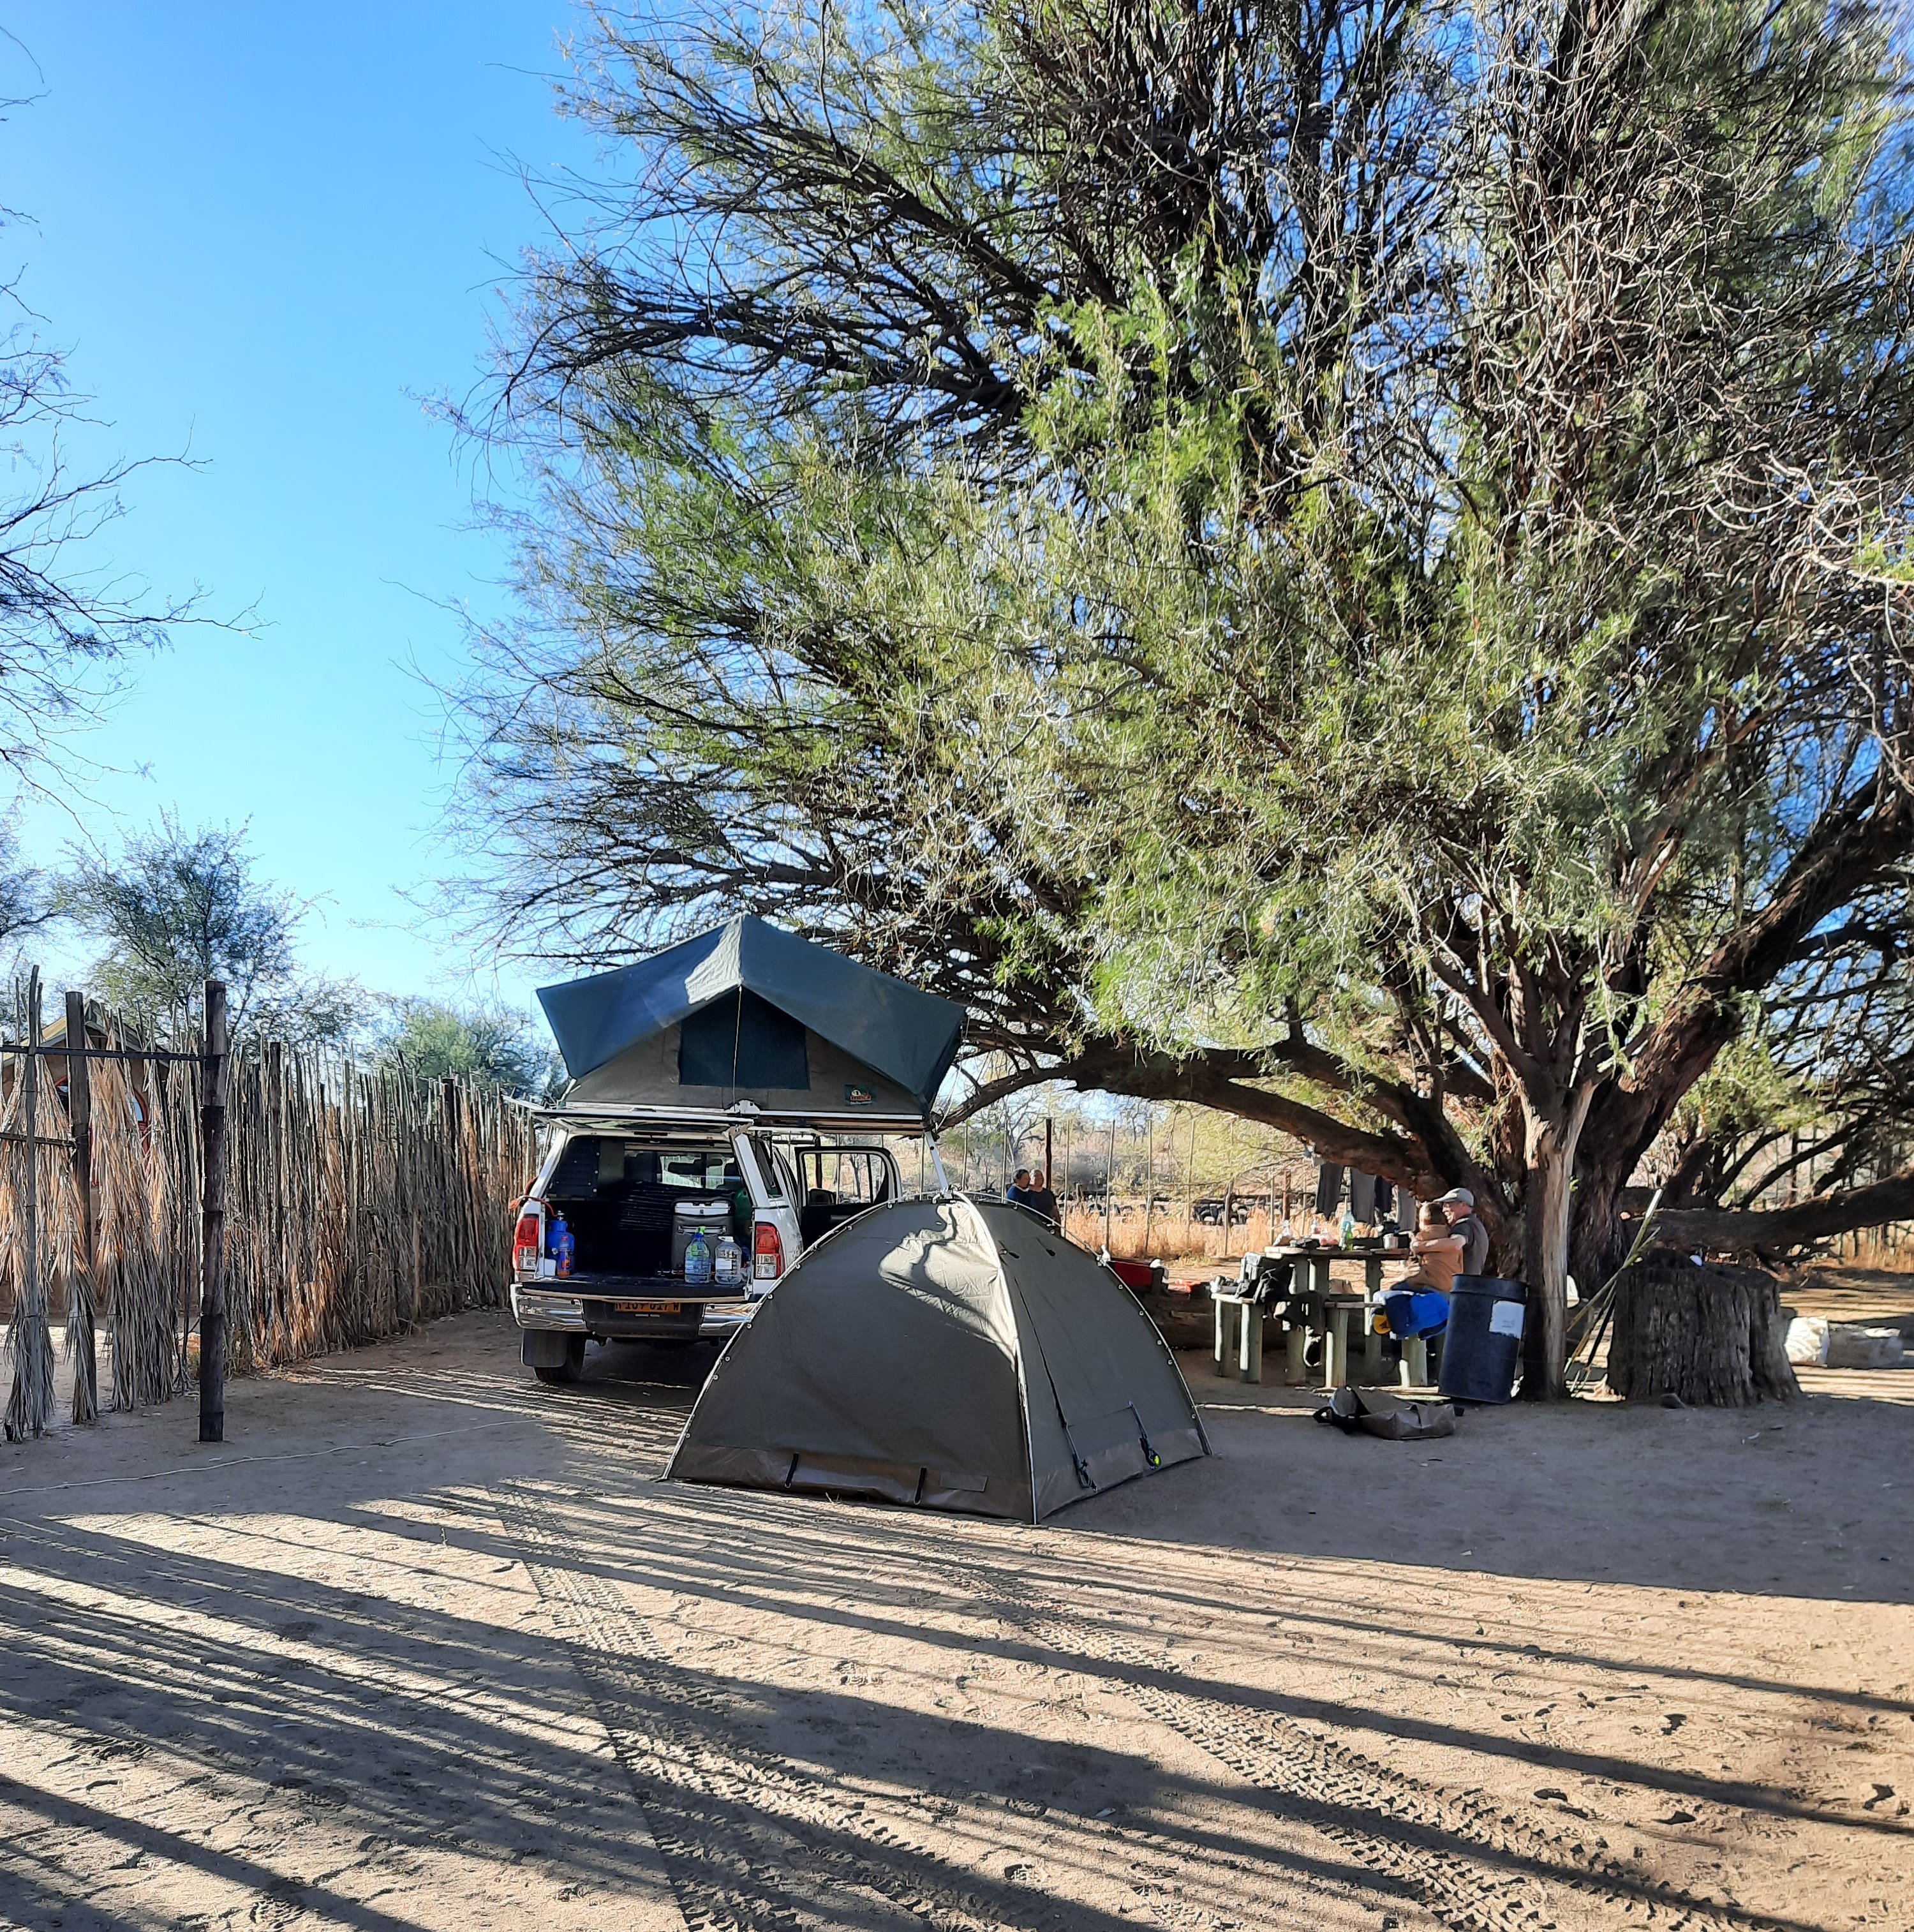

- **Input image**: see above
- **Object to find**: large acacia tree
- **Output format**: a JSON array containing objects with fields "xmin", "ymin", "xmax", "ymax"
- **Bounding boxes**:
[{"xmin": 463, "ymin": 0, "xmax": 1914, "ymax": 1392}]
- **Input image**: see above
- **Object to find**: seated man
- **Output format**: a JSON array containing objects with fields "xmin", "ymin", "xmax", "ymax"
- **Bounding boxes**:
[{"xmin": 1432, "ymin": 1185, "xmax": 1492, "ymax": 1277}]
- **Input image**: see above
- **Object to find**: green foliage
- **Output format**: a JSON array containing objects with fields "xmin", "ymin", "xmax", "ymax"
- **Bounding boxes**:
[
  {"xmin": 465, "ymin": 0, "xmax": 1914, "ymax": 1346},
  {"xmin": 0, "ymin": 816, "xmax": 53, "ymax": 956},
  {"xmin": 61, "ymin": 815, "xmax": 365, "ymax": 1045},
  {"xmin": 377, "ymin": 998, "xmax": 560, "ymax": 1100}
]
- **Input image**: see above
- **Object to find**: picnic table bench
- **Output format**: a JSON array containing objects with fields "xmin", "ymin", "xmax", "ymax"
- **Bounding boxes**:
[{"xmin": 1209, "ymin": 1245, "xmax": 1441, "ymax": 1390}]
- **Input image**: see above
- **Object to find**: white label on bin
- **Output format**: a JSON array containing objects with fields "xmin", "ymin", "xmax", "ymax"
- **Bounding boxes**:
[{"xmin": 1490, "ymin": 1300, "xmax": 1525, "ymax": 1339}]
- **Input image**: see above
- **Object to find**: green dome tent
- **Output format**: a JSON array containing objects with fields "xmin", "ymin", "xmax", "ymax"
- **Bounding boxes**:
[{"xmin": 667, "ymin": 1196, "xmax": 1210, "ymax": 1521}]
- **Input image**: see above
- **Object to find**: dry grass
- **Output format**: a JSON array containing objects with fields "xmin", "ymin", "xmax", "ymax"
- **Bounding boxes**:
[
  {"xmin": 1062, "ymin": 1203, "xmax": 1275, "ymax": 1265},
  {"xmin": 2, "ymin": 1021, "xmax": 538, "ymax": 1441},
  {"xmin": 1841, "ymin": 1230, "xmax": 1914, "ymax": 1272},
  {"xmin": 1074, "ymin": 1205, "xmax": 1914, "ymax": 1276}
]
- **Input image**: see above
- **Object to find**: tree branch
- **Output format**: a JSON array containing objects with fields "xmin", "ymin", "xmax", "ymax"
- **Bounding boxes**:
[
  {"xmin": 938, "ymin": 1033, "xmax": 1476, "ymax": 1201},
  {"xmin": 1645, "ymin": 1166, "xmax": 1914, "ymax": 1251}
]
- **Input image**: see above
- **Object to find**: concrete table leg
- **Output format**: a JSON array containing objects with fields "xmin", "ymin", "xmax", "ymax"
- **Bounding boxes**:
[
  {"xmin": 1284, "ymin": 1321, "xmax": 1307, "ymax": 1386},
  {"xmin": 1404, "ymin": 1335, "xmax": 1428, "ymax": 1386},
  {"xmin": 1213, "ymin": 1299, "xmax": 1233, "ymax": 1378},
  {"xmin": 1326, "ymin": 1307, "xmax": 1350, "ymax": 1390},
  {"xmin": 1362, "ymin": 1254, "xmax": 1384, "ymax": 1384},
  {"xmin": 1239, "ymin": 1305, "xmax": 1263, "ymax": 1384}
]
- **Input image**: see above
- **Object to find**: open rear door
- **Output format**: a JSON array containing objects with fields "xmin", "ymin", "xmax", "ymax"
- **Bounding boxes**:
[{"xmin": 790, "ymin": 1144, "xmax": 901, "ymax": 1247}]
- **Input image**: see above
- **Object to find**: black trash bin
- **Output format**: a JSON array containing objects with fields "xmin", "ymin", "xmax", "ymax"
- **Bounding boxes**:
[{"xmin": 1437, "ymin": 1276, "xmax": 1527, "ymax": 1403}]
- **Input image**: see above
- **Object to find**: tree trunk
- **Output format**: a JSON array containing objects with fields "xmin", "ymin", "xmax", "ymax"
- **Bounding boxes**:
[
  {"xmin": 1518, "ymin": 1115, "xmax": 1577, "ymax": 1401},
  {"xmin": 1142, "ymin": 1108, "xmax": 1155, "ymax": 1253},
  {"xmin": 1608, "ymin": 1258, "xmax": 1799, "ymax": 1406}
]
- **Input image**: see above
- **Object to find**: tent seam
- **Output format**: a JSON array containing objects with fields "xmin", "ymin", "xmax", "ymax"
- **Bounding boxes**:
[
  {"xmin": 1104, "ymin": 1267, "xmax": 1213, "ymax": 1457},
  {"xmin": 979, "ymin": 1200, "xmax": 1108, "ymax": 1519},
  {"xmin": 961, "ymin": 1193, "xmax": 1042, "ymax": 1526}
]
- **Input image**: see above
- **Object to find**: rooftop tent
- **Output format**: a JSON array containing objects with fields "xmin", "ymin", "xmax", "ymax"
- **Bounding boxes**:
[
  {"xmin": 667, "ymin": 1197, "xmax": 1210, "ymax": 1520},
  {"xmin": 538, "ymin": 916, "xmax": 966, "ymax": 1124}
]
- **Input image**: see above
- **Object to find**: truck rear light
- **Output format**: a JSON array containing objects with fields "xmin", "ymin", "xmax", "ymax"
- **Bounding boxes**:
[
  {"xmin": 752, "ymin": 1219, "xmax": 784, "ymax": 1282},
  {"xmin": 514, "ymin": 1207, "xmax": 543, "ymax": 1274}
]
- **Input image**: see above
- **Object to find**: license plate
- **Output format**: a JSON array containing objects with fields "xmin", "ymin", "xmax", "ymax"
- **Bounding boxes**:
[{"xmin": 612, "ymin": 1300, "xmax": 683, "ymax": 1315}]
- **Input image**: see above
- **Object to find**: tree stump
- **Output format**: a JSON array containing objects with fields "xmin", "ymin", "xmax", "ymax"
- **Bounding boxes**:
[{"xmin": 1608, "ymin": 1255, "xmax": 1799, "ymax": 1406}]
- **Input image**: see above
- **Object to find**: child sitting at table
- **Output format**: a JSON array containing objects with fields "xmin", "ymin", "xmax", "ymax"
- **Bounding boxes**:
[
  {"xmin": 1406, "ymin": 1200, "xmax": 1465, "ymax": 1293},
  {"xmin": 1374, "ymin": 1201, "xmax": 1462, "ymax": 1337}
]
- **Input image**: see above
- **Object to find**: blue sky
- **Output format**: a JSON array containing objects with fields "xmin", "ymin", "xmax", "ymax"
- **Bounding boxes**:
[{"xmin": 2, "ymin": 3, "xmax": 594, "ymax": 1013}]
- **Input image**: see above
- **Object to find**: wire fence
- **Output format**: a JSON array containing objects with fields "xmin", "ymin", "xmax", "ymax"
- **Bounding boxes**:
[{"xmin": 1, "ymin": 980, "xmax": 539, "ymax": 1443}]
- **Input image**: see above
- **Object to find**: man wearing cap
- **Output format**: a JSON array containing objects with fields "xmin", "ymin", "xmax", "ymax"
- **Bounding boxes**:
[
  {"xmin": 1432, "ymin": 1186, "xmax": 1490, "ymax": 1277},
  {"xmin": 1374, "ymin": 1187, "xmax": 1490, "ymax": 1350}
]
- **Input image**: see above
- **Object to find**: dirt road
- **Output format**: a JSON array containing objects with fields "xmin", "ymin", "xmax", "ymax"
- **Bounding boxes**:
[{"xmin": 2, "ymin": 1310, "xmax": 1909, "ymax": 1930}]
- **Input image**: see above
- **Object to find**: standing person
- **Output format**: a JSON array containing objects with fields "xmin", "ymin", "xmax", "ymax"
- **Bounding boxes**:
[
  {"xmin": 1432, "ymin": 1187, "xmax": 1490, "ymax": 1276},
  {"xmin": 1007, "ymin": 1168, "xmax": 1031, "ymax": 1207},
  {"xmin": 1025, "ymin": 1168, "xmax": 1058, "ymax": 1223}
]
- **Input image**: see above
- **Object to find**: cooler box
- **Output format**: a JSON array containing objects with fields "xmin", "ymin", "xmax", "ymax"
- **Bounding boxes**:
[
  {"xmin": 1106, "ymin": 1258, "xmax": 1165, "ymax": 1293},
  {"xmin": 671, "ymin": 1200, "xmax": 732, "ymax": 1275},
  {"xmin": 1381, "ymin": 1288, "xmax": 1450, "ymax": 1337},
  {"xmin": 1437, "ymin": 1276, "xmax": 1527, "ymax": 1402}
]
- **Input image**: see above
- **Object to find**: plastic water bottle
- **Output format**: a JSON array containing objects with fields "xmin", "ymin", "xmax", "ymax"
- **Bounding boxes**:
[
  {"xmin": 1340, "ymin": 1208, "xmax": 1355, "ymax": 1247},
  {"xmin": 685, "ymin": 1229, "xmax": 713, "ymax": 1285},
  {"xmin": 714, "ymin": 1235, "xmax": 743, "ymax": 1286},
  {"xmin": 550, "ymin": 1214, "xmax": 575, "ymax": 1279}
]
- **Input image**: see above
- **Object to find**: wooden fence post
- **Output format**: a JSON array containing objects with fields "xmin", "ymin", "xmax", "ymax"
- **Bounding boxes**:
[
  {"xmin": 1142, "ymin": 1106, "xmax": 1155, "ymax": 1254},
  {"xmin": 66, "ymin": 990, "xmax": 98, "ymax": 1423},
  {"xmin": 26, "ymin": 969, "xmax": 40, "ymax": 1387},
  {"xmin": 3, "ymin": 969, "xmax": 54, "ymax": 1441},
  {"xmin": 198, "ymin": 979, "xmax": 229, "ymax": 1444},
  {"xmin": 25, "ymin": 971, "xmax": 40, "ymax": 1413},
  {"xmin": 1104, "ymin": 1116, "xmax": 1116, "ymax": 1250}
]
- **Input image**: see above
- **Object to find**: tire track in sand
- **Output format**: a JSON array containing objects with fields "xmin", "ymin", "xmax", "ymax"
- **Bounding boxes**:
[
  {"xmin": 496, "ymin": 1477, "xmax": 1783, "ymax": 1932},
  {"xmin": 964, "ymin": 1559, "xmax": 1781, "ymax": 1932},
  {"xmin": 493, "ymin": 1481, "xmax": 1034, "ymax": 1932}
]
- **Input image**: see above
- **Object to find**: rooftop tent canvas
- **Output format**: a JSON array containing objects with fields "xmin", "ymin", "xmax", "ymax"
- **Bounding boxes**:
[
  {"xmin": 537, "ymin": 916, "xmax": 967, "ymax": 1122},
  {"xmin": 667, "ymin": 1197, "xmax": 1210, "ymax": 1520}
]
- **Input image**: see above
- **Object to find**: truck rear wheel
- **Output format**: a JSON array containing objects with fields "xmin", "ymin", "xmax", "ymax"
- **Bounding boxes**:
[{"xmin": 531, "ymin": 1334, "xmax": 587, "ymax": 1385}]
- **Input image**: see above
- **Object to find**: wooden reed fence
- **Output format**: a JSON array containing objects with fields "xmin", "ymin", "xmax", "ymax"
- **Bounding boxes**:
[{"xmin": 1, "ymin": 974, "xmax": 540, "ymax": 1442}]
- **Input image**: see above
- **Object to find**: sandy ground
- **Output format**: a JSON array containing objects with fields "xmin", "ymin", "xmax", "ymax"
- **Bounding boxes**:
[{"xmin": 3, "ymin": 1304, "xmax": 1911, "ymax": 1932}]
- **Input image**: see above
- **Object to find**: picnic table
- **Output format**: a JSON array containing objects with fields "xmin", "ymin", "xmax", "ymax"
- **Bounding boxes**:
[{"xmin": 1210, "ymin": 1244, "xmax": 1439, "ymax": 1390}]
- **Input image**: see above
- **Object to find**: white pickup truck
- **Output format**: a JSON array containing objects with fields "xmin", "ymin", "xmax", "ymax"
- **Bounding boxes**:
[
  {"xmin": 512, "ymin": 1111, "xmax": 908, "ymax": 1383},
  {"xmin": 514, "ymin": 914, "xmax": 964, "ymax": 1384}
]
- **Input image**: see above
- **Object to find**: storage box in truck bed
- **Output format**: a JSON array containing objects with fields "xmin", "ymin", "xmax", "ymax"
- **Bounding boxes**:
[
  {"xmin": 542, "ymin": 1140, "xmax": 746, "ymax": 1281},
  {"xmin": 512, "ymin": 1117, "xmax": 909, "ymax": 1383}
]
